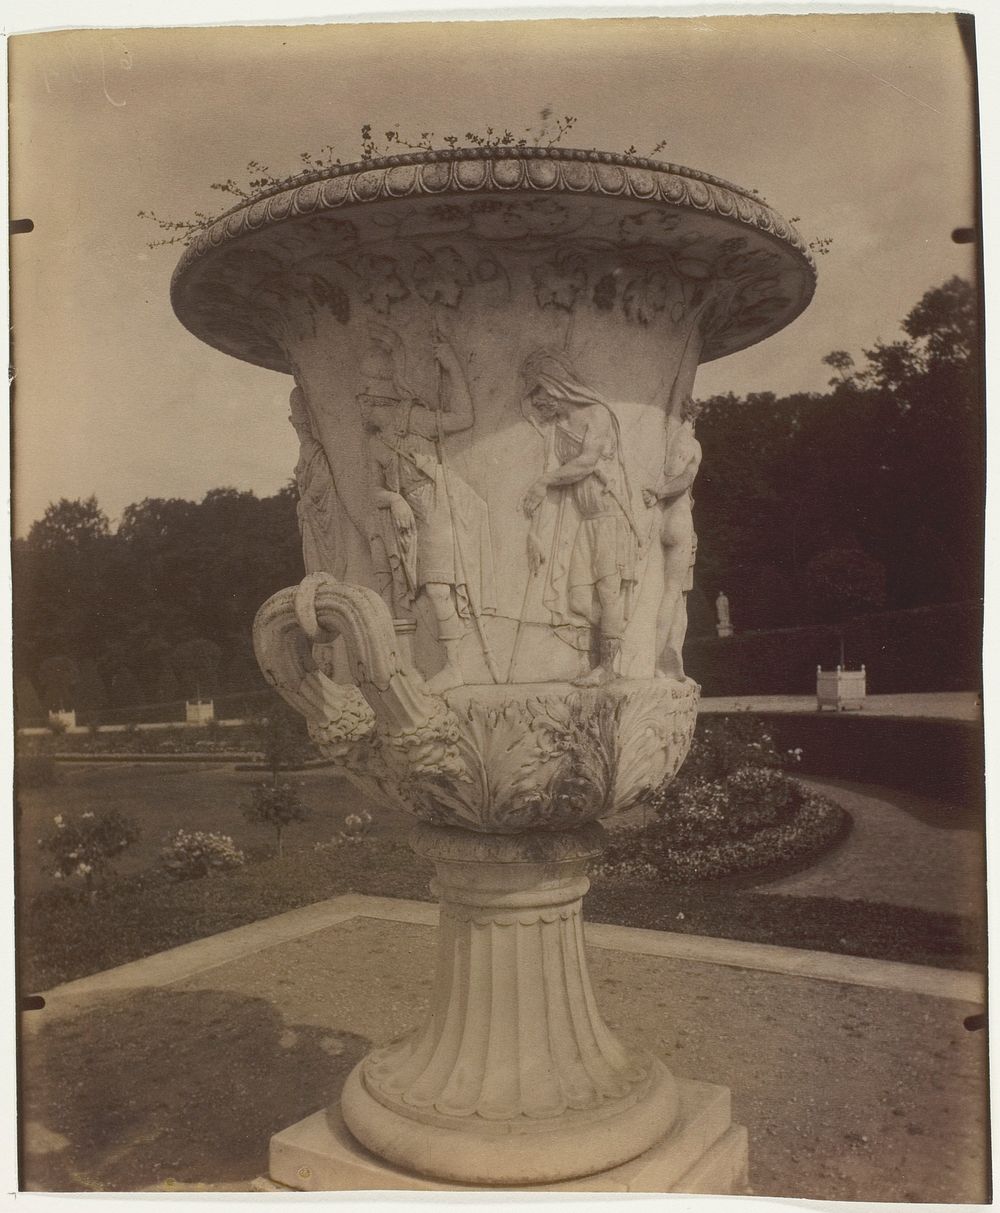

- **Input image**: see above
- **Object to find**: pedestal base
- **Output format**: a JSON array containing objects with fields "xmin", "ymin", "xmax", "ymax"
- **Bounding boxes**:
[{"xmin": 269, "ymin": 1077, "xmax": 748, "ymax": 1194}]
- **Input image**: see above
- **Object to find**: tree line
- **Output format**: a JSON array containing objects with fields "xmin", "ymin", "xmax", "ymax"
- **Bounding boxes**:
[
  {"xmin": 14, "ymin": 276, "xmax": 982, "ymax": 718},
  {"xmin": 689, "ymin": 275, "xmax": 982, "ymax": 634},
  {"xmin": 14, "ymin": 486, "xmax": 304, "ymax": 719}
]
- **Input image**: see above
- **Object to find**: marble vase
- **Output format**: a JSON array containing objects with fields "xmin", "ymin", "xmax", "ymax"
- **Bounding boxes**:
[{"xmin": 172, "ymin": 146, "xmax": 814, "ymax": 1189}]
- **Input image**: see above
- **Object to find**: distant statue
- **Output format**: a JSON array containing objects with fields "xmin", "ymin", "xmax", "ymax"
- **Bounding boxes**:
[
  {"xmin": 520, "ymin": 348, "xmax": 639, "ymax": 687},
  {"xmin": 642, "ymin": 399, "xmax": 702, "ymax": 679},
  {"xmin": 289, "ymin": 385, "xmax": 346, "ymax": 579},
  {"xmin": 360, "ymin": 326, "xmax": 496, "ymax": 693},
  {"xmin": 716, "ymin": 590, "xmax": 733, "ymax": 638}
]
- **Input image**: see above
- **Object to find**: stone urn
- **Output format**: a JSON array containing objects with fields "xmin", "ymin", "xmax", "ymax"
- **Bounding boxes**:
[{"xmin": 172, "ymin": 146, "xmax": 814, "ymax": 1190}]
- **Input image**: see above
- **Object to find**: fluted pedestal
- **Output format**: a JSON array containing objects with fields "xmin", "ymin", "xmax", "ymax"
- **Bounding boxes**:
[{"xmin": 337, "ymin": 823, "xmax": 677, "ymax": 1185}]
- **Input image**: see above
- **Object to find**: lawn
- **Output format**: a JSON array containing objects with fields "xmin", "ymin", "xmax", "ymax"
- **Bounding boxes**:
[
  {"xmin": 16, "ymin": 760, "xmax": 987, "ymax": 993},
  {"xmin": 17, "ymin": 761, "xmax": 408, "ymax": 901},
  {"xmin": 18, "ymin": 835, "xmax": 985, "ymax": 994}
]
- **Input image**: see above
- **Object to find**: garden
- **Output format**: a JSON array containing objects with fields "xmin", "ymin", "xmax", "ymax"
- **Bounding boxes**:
[{"xmin": 15, "ymin": 715, "xmax": 985, "ymax": 994}]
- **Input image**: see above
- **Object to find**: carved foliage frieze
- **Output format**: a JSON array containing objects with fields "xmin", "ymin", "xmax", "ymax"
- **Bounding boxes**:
[
  {"xmin": 182, "ymin": 215, "xmax": 797, "ymax": 370},
  {"xmin": 313, "ymin": 678, "xmax": 699, "ymax": 833},
  {"xmin": 254, "ymin": 574, "xmax": 699, "ymax": 832}
]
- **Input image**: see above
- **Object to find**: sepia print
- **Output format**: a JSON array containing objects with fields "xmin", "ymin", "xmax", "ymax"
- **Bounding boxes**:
[{"xmin": 9, "ymin": 11, "xmax": 987, "ymax": 1203}]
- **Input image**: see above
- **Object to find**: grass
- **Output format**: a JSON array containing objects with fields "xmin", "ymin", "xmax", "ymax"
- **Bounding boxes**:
[
  {"xmin": 17, "ymin": 760, "xmax": 986, "ymax": 993},
  {"xmin": 20, "ymin": 841, "xmax": 427, "ymax": 991},
  {"xmin": 587, "ymin": 884, "xmax": 984, "ymax": 971},
  {"xmin": 20, "ymin": 835, "xmax": 985, "ymax": 993},
  {"xmin": 16, "ymin": 761, "xmax": 405, "ymax": 901}
]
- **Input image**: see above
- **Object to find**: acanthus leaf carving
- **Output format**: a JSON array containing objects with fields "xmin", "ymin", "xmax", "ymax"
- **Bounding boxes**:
[{"xmin": 252, "ymin": 580, "xmax": 700, "ymax": 830}]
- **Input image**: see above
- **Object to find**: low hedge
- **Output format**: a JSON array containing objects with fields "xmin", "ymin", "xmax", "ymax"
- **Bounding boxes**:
[
  {"xmin": 35, "ymin": 727, "xmax": 261, "ymax": 757},
  {"xmin": 751, "ymin": 713, "xmax": 985, "ymax": 814},
  {"xmin": 685, "ymin": 600, "xmax": 982, "ymax": 696},
  {"xmin": 15, "ymin": 754, "xmax": 61, "ymax": 789}
]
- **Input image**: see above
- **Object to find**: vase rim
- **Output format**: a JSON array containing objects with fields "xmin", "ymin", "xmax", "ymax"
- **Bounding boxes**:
[
  {"xmin": 212, "ymin": 145, "xmax": 767, "ymax": 217},
  {"xmin": 171, "ymin": 143, "xmax": 816, "ymax": 372}
]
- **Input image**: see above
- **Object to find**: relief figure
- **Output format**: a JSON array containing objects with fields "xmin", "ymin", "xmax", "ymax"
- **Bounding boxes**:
[
  {"xmin": 360, "ymin": 328, "xmax": 497, "ymax": 693},
  {"xmin": 289, "ymin": 385, "xmax": 347, "ymax": 578},
  {"xmin": 642, "ymin": 399, "xmax": 702, "ymax": 679},
  {"xmin": 520, "ymin": 349, "xmax": 639, "ymax": 687}
]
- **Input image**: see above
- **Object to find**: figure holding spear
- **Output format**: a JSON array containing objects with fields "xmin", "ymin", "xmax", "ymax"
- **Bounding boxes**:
[{"xmin": 360, "ymin": 324, "xmax": 498, "ymax": 693}]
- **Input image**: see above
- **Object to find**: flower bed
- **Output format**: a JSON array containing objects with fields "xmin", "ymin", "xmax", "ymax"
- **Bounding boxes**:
[
  {"xmin": 595, "ymin": 714, "xmax": 851, "ymax": 885},
  {"xmin": 38, "ymin": 727, "xmax": 262, "ymax": 757},
  {"xmin": 595, "ymin": 787, "xmax": 848, "ymax": 886}
]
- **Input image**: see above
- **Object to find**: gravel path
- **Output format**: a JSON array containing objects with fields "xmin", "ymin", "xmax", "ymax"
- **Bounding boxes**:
[
  {"xmin": 699, "ymin": 691, "xmax": 981, "ymax": 720},
  {"xmin": 20, "ymin": 916, "xmax": 988, "ymax": 1202},
  {"xmin": 757, "ymin": 778, "xmax": 986, "ymax": 915}
]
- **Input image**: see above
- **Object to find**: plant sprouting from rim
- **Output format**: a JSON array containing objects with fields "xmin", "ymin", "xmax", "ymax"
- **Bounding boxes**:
[
  {"xmin": 140, "ymin": 112, "xmax": 830, "ymax": 258},
  {"xmin": 138, "ymin": 112, "xmax": 579, "ymax": 248}
]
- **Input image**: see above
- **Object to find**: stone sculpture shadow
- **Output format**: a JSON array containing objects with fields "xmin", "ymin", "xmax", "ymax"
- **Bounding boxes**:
[{"xmin": 19, "ymin": 986, "xmax": 370, "ymax": 1192}]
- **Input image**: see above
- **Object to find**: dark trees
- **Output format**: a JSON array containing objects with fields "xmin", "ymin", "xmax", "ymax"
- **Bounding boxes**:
[
  {"xmin": 13, "ymin": 485, "xmax": 301, "ymax": 714},
  {"xmin": 691, "ymin": 276, "xmax": 982, "ymax": 629}
]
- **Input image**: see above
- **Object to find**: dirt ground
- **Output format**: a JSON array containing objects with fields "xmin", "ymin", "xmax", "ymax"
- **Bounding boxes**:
[{"xmin": 19, "ymin": 916, "xmax": 989, "ymax": 1202}]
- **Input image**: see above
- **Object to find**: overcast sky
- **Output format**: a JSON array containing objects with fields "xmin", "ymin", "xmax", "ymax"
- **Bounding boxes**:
[{"xmin": 8, "ymin": 11, "xmax": 977, "ymax": 534}]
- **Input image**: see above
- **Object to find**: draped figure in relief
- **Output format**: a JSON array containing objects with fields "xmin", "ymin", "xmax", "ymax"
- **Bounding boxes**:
[
  {"xmin": 520, "ymin": 349, "xmax": 640, "ymax": 687},
  {"xmin": 289, "ymin": 384, "xmax": 347, "ymax": 579}
]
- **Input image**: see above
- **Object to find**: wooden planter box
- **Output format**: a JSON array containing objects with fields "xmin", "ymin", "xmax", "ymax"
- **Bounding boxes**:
[
  {"xmin": 185, "ymin": 700, "xmax": 215, "ymax": 724},
  {"xmin": 816, "ymin": 665, "xmax": 866, "ymax": 711}
]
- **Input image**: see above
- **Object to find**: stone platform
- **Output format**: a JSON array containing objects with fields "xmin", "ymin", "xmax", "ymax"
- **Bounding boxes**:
[{"xmin": 269, "ymin": 1077, "xmax": 747, "ymax": 1193}]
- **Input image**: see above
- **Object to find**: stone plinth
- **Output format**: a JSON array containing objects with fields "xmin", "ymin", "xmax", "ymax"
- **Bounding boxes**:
[{"xmin": 271, "ymin": 1079, "xmax": 748, "ymax": 1194}]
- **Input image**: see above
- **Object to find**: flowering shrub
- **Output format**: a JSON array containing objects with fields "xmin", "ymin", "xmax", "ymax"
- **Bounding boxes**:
[
  {"xmin": 340, "ymin": 810, "xmax": 373, "ymax": 842},
  {"xmin": 37, "ymin": 809, "xmax": 141, "ymax": 894},
  {"xmin": 242, "ymin": 780, "xmax": 309, "ymax": 857},
  {"xmin": 658, "ymin": 765, "xmax": 806, "ymax": 846},
  {"xmin": 669, "ymin": 714, "xmax": 786, "ymax": 788},
  {"xmin": 650, "ymin": 796, "xmax": 845, "ymax": 883},
  {"xmin": 160, "ymin": 830, "xmax": 246, "ymax": 881},
  {"xmin": 597, "ymin": 788, "xmax": 846, "ymax": 886},
  {"xmin": 723, "ymin": 765, "xmax": 804, "ymax": 833},
  {"xmin": 662, "ymin": 778, "xmax": 731, "ymax": 846},
  {"xmin": 312, "ymin": 839, "xmax": 342, "ymax": 854},
  {"xmin": 589, "ymin": 854, "xmax": 660, "ymax": 885}
]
